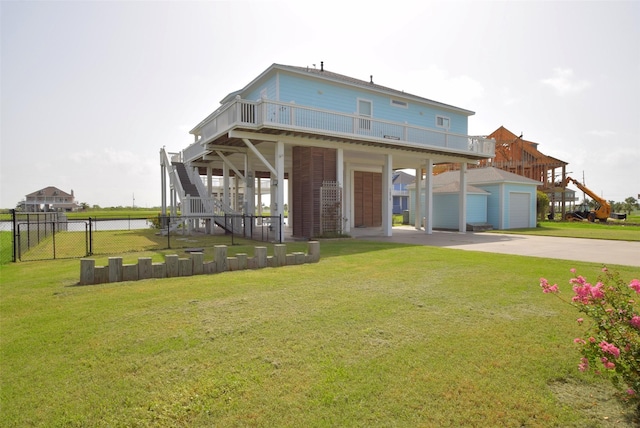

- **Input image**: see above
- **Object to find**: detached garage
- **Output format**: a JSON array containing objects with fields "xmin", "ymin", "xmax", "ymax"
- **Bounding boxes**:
[{"xmin": 409, "ymin": 167, "xmax": 541, "ymax": 230}]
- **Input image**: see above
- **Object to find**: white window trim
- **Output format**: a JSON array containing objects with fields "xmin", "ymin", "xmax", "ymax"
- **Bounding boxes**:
[
  {"xmin": 390, "ymin": 99, "xmax": 408, "ymax": 108},
  {"xmin": 436, "ymin": 115, "xmax": 450, "ymax": 129}
]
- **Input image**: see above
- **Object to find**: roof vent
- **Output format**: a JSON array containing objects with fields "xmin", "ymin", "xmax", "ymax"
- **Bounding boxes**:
[
  {"xmin": 370, "ymin": 75, "xmax": 374, "ymax": 84},
  {"xmin": 320, "ymin": 61, "xmax": 324, "ymax": 72}
]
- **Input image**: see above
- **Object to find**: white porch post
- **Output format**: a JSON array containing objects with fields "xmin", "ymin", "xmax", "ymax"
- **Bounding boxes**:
[
  {"xmin": 245, "ymin": 154, "xmax": 254, "ymax": 216},
  {"xmin": 336, "ymin": 148, "xmax": 344, "ymax": 233},
  {"xmin": 425, "ymin": 159, "xmax": 433, "ymax": 234},
  {"xmin": 343, "ymin": 163, "xmax": 352, "ymax": 234},
  {"xmin": 382, "ymin": 154, "xmax": 392, "ymax": 237},
  {"xmin": 206, "ymin": 167, "xmax": 213, "ymax": 197},
  {"xmin": 275, "ymin": 141, "xmax": 285, "ymax": 241},
  {"xmin": 459, "ymin": 163, "xmax": 467, "ymax": 233},
  {"xmin": 414, "ymin": 167, "xmax": 421, "ymax": 230},
  {"xmin": 222, "ymin": 163, "xmax": 230, "ymax": 208}
]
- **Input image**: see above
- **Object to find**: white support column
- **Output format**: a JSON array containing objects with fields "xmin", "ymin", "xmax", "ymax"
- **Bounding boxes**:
[
  {"xmin": 275, "ymin": 141, "xmax": 285, "ymax": 241},
  {"xmin": 287, "ymin": 173, "xmax": 293, "ymax": 228},
  {"xmin": 160, "ymin": 157, "xmax": 166, "ymax": 216},
  {"xmin": 336, "ymin": 148, "xmax": 344, "ymax": 233},
  {"xmin": 414, "ymin": 167, "xmax": 421, "ymax": 230},
  {"xmin": 459, "ymin": 163, "xmax": 467, "ymax": 233},
  {"xmin": 245, "ymin": 154, "xmax": 254, "ymax": 216},
  {"xmin": 382, "ymin": 154, "xmax": 392, "ymax": 237},
  {"xmin": 425, "ymin": 159, "xmax": 433, "ymax": 234},
  {"xmin": 223, "ymin": 163, "xmax": 230, "ymax": 208},
  {"xmin": 257, "ymin": 178, "xmax": 262, "ymax": 216},
  {"xmin": 206, "ymin": 167, "xmax": 213, "ymax": 198},
  {"xmin": 343, "ymin": 163, "xmax": 352, "ymax": 234}
]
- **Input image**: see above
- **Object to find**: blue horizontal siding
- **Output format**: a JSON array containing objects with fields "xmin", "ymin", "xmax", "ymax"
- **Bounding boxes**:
[{"xmin": 273, "ymin": 71, "xmax": 468, "ymax": 134}]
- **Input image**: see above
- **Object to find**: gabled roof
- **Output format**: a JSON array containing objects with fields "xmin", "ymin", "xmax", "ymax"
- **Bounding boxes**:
[
  {"xmin": 432, "ymin": 182, "xmax": 489, "ymax": 194},
  {"xmin": 434, "ymin": 167, "xmax": 542, "ymax": 186},
  {"xmin": 25, "ymin": 186, "xmax": 74, "ymax": 198},
  {"xmin": 221, "ymin": 63, "xmax": 475, "ymax": 116},
  {"xmin": 392, "ymin": 170, "xmax": 415, "ymax": 185}
]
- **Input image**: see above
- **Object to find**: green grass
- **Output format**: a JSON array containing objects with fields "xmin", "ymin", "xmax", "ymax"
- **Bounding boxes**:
[
  {"xmin": 2, "ymin": 240, "xmax": 638, "ymax": 427},
  {"xmin": 491, "ymin": 220, "xmax": 640, "ymax": 241},
  {"xmin": 0, "ymin": 232, "xmax": 13, "ymax": 264}
]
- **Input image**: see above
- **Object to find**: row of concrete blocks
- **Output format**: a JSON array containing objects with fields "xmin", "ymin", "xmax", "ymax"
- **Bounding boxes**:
[{"xmin": 79, "ymin": 242, "xmax": 320, "ymax": 285}]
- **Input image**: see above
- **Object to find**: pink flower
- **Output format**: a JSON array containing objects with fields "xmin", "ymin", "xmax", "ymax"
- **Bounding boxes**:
[
  {"xmin": 578, "ymin": 357, "xmax": 589, "ymax": 372},
  {"xmin": 570, "ymin": 268, "xmax": 576, "ymax": 274},
  {"xmin": 599, "ymin": 341, "xmax": 621, "ymax": 358},
  {"xmin": 539, "ymin": 278, "xmax": 559, "ymax": 294},
  {"xmin": 601, "ymin": 357, "xmax": 615, "ymax": 370},
  {"xmin": 576, "ymin": 318, "xmax": 584, "ymax": 325},
  {"xmin": 627, "ymin": 389, "xmax": 636, "ymax": 396},
  {"xmin": 574, "ymin": 338, "xmax": 585, "ymax": 344},
  {"xmin": 589, "ymin": 337, "xmax": 596, "ymax": 343},
  {"xmin": 629, "ymin": 279, "xmax": 640, "ymax": 293},
  {"xmin": 602, "ymin": 267, "xmax": 608, "ymax": 272},
  {"xmin": 630, "ymin": 316, "xmax": 640, "ymax": 329}
]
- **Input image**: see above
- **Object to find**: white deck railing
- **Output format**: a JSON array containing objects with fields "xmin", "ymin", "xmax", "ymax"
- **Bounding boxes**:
[{"xmin": 184, "ymin": 97, "xmax": 495, "ymax": 162}]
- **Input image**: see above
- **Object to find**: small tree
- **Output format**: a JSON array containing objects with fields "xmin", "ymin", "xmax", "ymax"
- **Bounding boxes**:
[
  {"xmin": 623, "ymin": 197, "xmax": 639, "ymax": 215},
  {"xmin": 536, "ymin": 191, "xmax": 550, "ymax": 221}
]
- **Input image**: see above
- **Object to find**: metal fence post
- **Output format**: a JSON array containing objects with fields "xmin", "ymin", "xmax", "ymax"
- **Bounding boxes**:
[{"xmin": 52, "ymin": 221, "xmax": 56, "ymax": 260}]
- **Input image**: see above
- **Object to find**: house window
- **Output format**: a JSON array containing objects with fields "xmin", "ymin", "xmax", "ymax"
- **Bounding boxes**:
[
  {"xmin": 390, "ymin": 99, "xmax": 408, "ymax": 108},
  {"xmin": 436, "ymin": 115, "xmax": 450, "ymax": 129},
  {"xmin": 358, "ymin": 98, "xmax": 372, "ymax": 131}
]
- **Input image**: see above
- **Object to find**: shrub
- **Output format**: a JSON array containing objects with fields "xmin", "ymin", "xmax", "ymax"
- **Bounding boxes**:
[{"xmin": 540, "ymin": 268, "xmax": 640, "ymax": 409}]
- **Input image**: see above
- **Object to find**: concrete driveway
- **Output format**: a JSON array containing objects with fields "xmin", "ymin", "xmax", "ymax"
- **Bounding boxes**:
[{"xmin": 352, "ymin": 226, "xmax": 640, "ymax": 268}]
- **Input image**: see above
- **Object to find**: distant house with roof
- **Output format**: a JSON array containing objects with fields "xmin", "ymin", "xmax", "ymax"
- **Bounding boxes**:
[
  {"xmin": 23, "ymin": 187, "xmax": 79, "ymax": 212},
  {"xmin": 408, "ymin": 167, "xmax": 541, "ymax": 230},
  {"xmin": 392, "ymin": 171, "xmax": 414, "ymax": 214}
]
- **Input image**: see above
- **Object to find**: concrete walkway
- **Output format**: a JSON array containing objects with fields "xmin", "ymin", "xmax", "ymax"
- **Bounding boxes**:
[{"xmin": 352, "ymin": 226, "xmax": 640, "ymax": 268}]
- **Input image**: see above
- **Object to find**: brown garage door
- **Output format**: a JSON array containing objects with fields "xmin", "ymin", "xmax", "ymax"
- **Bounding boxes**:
[{"xmin": 353, "ymin": 171, "xmax": 382, "ymax": 227}]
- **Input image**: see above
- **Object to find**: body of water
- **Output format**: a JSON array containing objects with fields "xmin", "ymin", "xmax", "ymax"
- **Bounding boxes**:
[{"xmin": 0, "ymin": 219, "xmax": 151, "ymax": 232}]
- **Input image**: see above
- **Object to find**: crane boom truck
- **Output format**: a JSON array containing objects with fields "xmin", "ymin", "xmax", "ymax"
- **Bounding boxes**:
[{"xmin": 563, "ymin": 176, "xmax": 611, "ymax": 222}]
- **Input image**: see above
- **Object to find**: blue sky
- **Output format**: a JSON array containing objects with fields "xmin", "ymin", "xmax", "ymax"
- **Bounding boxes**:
[{"xmin": 1, "ymin": 1, "xmax": 638, "ymax": 208}]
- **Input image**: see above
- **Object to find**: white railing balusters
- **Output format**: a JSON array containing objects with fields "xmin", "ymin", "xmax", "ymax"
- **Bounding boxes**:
[{"xmin": 188, "ymin": 98, "xmax": 495, "ymax": 159}]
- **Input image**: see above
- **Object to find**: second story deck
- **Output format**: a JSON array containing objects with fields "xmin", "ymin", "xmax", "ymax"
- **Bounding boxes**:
[{"xmin": 183, "ymin": 96, "xmax": 495, "ymax": 165}]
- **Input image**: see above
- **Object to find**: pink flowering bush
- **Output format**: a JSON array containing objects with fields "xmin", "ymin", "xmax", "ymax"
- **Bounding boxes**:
[{"xmin": 540, "ymin": 268, "xmax": 640, "ymax": 408}]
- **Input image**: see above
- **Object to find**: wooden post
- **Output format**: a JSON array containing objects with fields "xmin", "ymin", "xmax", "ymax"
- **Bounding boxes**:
[
  {"xmin": 179, "ymin": 258, "xmax": 192, "ymax": 276},
  {"xmin": 214, "ymin": 245, "xmax": 227, "ymax": 272},
  {"xmin": 166, "ymin": 255, "xmax": 179, "ymax": 277},
  {"xmin": 94, "ymin": 266, "xmax": 108, "ymax": 284},
  {"xmin": 307, "ymin": 241, "xmax": 320, "ymax": 263},
  {"xmin": 274, "ymin": 244, "xmax": 286, "ymax": 267},
  {"xmin": 293, "ymin": 252, "xmax": 305, "ymax": 265},
  {"xmin": 80, "ymin": 259, "xmax": 95, "ymax": 285},
  {"xmin": 255, "ymin": 247, "xmax": 267, "ymax": 268},
  {"xmin": 123, "ymin": 264, "xmax": 138, "ymax": 281},
  {"xmin": 191, "ymin": 252, "xmax": 204, "ymax": 275},
  {"xmin": 138, "ymin": 258, "xmax": 152, "ymax": 279},
  {"xmin": 152, "ymin": 262, "xmax": 166, "ymax": 278},
  {"xmin": 237, "ymin": 253, "xmax": 247, "ymax": 270},
  {"xmin": 108, "ymin": 257, "xmax": 123, "ymax": 283}
]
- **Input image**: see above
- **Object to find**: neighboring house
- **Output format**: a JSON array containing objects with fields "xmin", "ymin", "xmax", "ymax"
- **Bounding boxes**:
[
  {"xmin": 392, "ymin": 171, "xmax": 414, "ymax": 214},
  {"xmin": 408, "ymin": 167, "xmax": 541, "ymax": 230},
  {"xmin": 23, "ymin": 186, "xmax": 79, "ymax": 212},
  {"xmin": 161, "ymin": 62, "xmax": 495, "ymax": 239}
]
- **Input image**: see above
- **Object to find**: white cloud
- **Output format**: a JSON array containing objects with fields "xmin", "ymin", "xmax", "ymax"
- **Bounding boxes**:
[
  {"xmin": 404, "ymin": 66, "xmax": 485, "ymax": 109},
  {"xmin": 541, "ymin": 68, "xmax": 591, "ymax": 96},
  {"xmin": 499, "ymin": 87, "xmax": 519, "ymax": 106},
  {"xmin": 586, "ymin": 129, "xmax": 616, "ymax": 137}
]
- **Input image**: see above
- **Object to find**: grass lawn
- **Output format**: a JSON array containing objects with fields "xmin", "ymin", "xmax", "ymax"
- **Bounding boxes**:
[
  {"xmin": 1, "ymin": 239, "xmax": 639, "ymax": 427},
  {"xmin": 490, "ymin": 220, "xmax": 640, "ymax": 241}
]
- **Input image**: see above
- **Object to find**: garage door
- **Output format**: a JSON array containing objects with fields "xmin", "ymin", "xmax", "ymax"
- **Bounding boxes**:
[{"xmin": 509, "ymin": 192, "xmax": 530, "ymax": 229}]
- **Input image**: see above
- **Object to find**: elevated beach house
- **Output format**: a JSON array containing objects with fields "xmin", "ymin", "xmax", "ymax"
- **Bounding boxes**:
[{"xmin": 160, "ymin": 63, "xmax": 495, "ymax": 240}]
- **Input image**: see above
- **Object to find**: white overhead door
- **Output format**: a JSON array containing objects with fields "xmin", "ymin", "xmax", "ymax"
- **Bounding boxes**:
[{"xmin": 509, "ymin": 192, "xmax": 530, "ymax": 229}]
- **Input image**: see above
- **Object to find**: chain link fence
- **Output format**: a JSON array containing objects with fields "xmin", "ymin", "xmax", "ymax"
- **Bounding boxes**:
[{"xmin": 6, "ymin": 211, "xmax": 281, "ymax": 262}]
